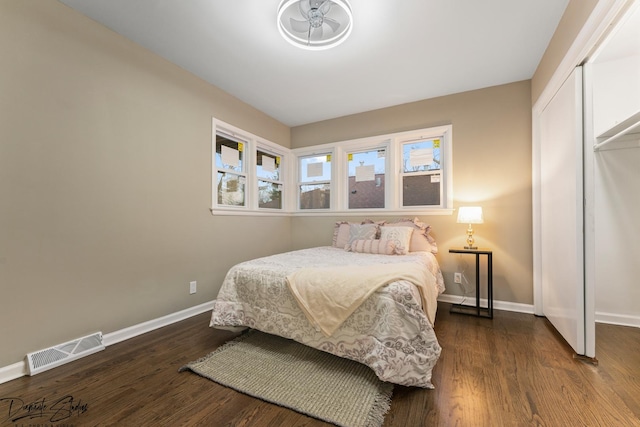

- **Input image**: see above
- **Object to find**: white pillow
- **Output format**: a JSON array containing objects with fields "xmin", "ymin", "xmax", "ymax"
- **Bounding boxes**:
[
  {"xmin": 384, "ymin": 217, "xmax": 438, "ymax": 254},
  {"xmin": 380, "ymin": 226, "xmax": 414, "ymax": 255}
]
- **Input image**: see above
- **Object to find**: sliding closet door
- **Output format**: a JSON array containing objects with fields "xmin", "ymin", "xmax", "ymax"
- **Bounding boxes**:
[{"xmin": 538, "ymin": 67, "xmax": 586, "ymax": 355}]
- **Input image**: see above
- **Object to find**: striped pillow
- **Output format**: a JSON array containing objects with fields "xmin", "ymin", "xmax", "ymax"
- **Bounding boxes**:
[{"xmin": 346, "ymin": 239, "xmax": 397, "ymax": 255}]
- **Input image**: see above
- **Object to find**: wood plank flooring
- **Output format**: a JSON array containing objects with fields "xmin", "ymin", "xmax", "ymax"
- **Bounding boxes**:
[{"xmin": 0, "ymin": 302, "xmax": 638, "ymax": 426}]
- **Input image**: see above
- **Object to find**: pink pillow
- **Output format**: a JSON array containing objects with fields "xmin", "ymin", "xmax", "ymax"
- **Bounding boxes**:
[
  {"xmin": 333, "ymin": 222, "xmax": 351, "ymax": 248},
  {"xmin": 346, "ymin": 239, "xmax": 397, "ymax": 255}
]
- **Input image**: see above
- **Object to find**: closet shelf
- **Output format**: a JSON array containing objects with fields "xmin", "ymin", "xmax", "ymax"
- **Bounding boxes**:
[{"xmin": 594, "ymin": 110, "xmax": 640, "ymax": 151}]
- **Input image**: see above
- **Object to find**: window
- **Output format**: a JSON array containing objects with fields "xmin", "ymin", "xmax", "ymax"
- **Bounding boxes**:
[
  {"xmin": 347, "ymin": 147, "xmax": 387, "ymax": 209},
  {"xmin": 298, "ymin": 153, "xmax": 332, "ymax": 210},
  {"xmin": 212, "ymin": 118, "xmax": 287, "ymax": 215},
  {"xmin": 211, "ymin": 117, "xmax": 452, "ymax": 216},
  {"xmin": 214, "ymin": 132, "xmax": 246, "ymax": 207},
  {"xmin": 292, "ymin": 124, "xmax": 452, "ymax": 214},
  {"xmin": 256, "ymin": 148, "xmax": 283, "ymax": 210},
  {"xmin": 400, "ymin": 136, "xmax": 443, "ymax": 207}
]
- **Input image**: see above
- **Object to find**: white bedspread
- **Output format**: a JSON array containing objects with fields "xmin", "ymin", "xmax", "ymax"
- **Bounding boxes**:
[
  {"xmin": 287, "ymin": 262, "xmax": 437, "ymax": 336},
  {"xmin": 210, "ymin": 246, "xmax": 445, "ymax": 388}
]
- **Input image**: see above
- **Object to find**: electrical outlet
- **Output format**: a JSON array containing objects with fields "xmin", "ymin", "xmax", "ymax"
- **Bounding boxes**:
[
  {"xmin": 189, "ymin": 281, "xmax": 197, "ymax": 294},
  {"xmin": 454, "ymin": 272, "xmax": 462, "ymax": 284}
]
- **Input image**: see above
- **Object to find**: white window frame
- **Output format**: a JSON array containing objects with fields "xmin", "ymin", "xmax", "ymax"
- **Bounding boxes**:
[
  {"xmin": 343, "ymin": 138, "xmax": 391, "ymax": 211},
  {"xmin": 396, "ymin": 126, "xmax": 451, "ymax": 210},
  {"xmin": 291, "ymin": 124, "xmax": 453, "ymax": 216},
  {"xmin": 295, "ymin": 148, "xmax": 336, "ymax": 211},
  {"xmin": 211, "ymin": 117, "xmax": 453, "ymax": 216},
  {"xmin": 211, "ymin": 118, "xmax": 290, "ymax": 216},
  {"xmin": 255, "ymin": 141, "xmax": 287, "ymax": 212},
  {"xmin": 213, "ymin": 127, "xmax": 249, "ymax": 211}
]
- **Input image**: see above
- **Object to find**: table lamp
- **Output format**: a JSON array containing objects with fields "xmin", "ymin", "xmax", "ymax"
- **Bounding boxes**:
[{"xmin": 457, "ymin": 206, "xmax": 484, "ymax": 249}]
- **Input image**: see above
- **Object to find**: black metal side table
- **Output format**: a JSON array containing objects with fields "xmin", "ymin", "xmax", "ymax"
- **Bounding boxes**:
[{"xmin": 449, "ymin": 247, "xmax": 493, "ymax": 318}]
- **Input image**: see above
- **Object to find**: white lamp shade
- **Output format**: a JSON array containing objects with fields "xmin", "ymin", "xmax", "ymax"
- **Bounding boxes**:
[{"xmin": 457, "ymin": 206, "xmax": 484, "ymax": 224}]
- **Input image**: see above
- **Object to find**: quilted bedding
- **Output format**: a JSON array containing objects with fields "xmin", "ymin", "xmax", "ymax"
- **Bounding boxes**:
[{"xmin": 209, "ymin": 246, "xmax": 445, "ymax": 388}]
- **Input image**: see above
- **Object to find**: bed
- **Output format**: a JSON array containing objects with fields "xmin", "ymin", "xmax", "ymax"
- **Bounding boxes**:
[{"xmin": 209, "ymin": 219, "xmax": 445, "ymax": 388}]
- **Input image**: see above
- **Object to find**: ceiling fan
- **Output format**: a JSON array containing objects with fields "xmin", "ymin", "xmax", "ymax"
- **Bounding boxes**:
[{"xmin": 277, "ymin": 0, "xmax": 353, "ymax": 50}]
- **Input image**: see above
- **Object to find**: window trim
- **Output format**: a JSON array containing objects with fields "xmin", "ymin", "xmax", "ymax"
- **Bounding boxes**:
[
  {"xmin": 213, "ymin": 130, "xmax": 249, "ymax": 210},
  {"xmin": 255, "ymin": 143, "xmax": 286, "ymax": 211},
  {"xmin": 396, "ymin": 127, "xmax": 451, "ymax": 210},
  {"xmin": 344, "ymin": 140, "xmax": 390, "ymax": 210},
  {"xmin": 291, "ymin": 124, "xmax": 453, "ymax": 215},
  {"xmin": 211, "ymin": 118, "xmax": 290, "ymax": 216},
  {"xmin": 211, "ymin": 117, "xmax": 453, "ymax": 216}
]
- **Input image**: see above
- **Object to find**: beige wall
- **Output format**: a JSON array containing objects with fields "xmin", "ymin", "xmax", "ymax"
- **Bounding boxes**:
[
  {"xmin": 531, "ymin": 0, "xmax": 599, "ymax": 105},
  {"xmin": 0, "ymin": 1, "xmax": 291, "ymax": 366},
  {"xmin": 291, "ymin": 81, "xmax": 534, "ymax": 306},
  {"xmin": 0, "ymin": 0, "xmax": 580, "ymax": 369}
]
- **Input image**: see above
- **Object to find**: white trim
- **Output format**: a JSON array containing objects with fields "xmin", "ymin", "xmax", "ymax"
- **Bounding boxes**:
[
  {"xmin": 210, "ymin": 208, "xmax": 292, "ymax": 217},
  {"xmin": 0, "ymin": 362, "xmax": 27, "ymax": 385},
  {"xmin": 3, "ymin": 299, "xmax": 637, "ymax": 385},
  {"xmin": 102, "ymin": 301, "xmax": 214, "ymax": 346},
  {"xmin": 595, "ymin": 311, "xmax": 640, "ymax": 328},
  {"xmin": 292, "ymin": 124, "xmax": 454, "ymax": 213},
  {"xmin": 582, "ymin": 63, "xmax": 598, "ymax": 358},
  {"xmin": 293, "ymin": 208, "xmax": 455, "ymax": 217},
  {"xmin": 0, "ymin": 301, "xmax": 214, "ymax": 385},
  {"xmin": 438, "ymin": 294, "xmax": 535, "ymax": 315},
  {"xmin": 439, "ymin": 294, "xmax": 640, "ymax": 329},
  {"xmin": 213, "ymin": 117, "xmax": 289, "ymax": 213}
]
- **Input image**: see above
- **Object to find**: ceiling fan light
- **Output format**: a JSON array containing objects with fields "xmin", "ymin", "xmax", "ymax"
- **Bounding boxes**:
[{"xmin": 277, "ymin": 0, "xmax": 353, "ymax": 51}]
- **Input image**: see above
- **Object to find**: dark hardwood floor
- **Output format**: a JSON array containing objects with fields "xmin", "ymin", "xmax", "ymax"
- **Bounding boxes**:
[{"xmin": 1, "ymin": 302, "xmax": 639, "ymax": 426}]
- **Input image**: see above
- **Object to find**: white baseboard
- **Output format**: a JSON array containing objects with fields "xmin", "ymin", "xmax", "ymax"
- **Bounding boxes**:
[
  {"xmin": 438, "ymin": 294, "xmax": 535, "ymax": 314},
  {"xmin": 0, "ymin": 301, "xmax": 214, "ymax": 386},
  {"xmin": 102, "ymin": 301, "xmax": 214, "ymax": 346},
  {"xmin": 596, "ymin": 311, "xmax": 640, "ymax": 328},
  {"xmin": 3, "ymin": 299, "xmax": 637, "ymax": 385},
  {"xmin": 439, "ymin": 294, "xmax": 640, "ymax": 329},
  {"xmin": 0, "ymin": 362, "xmax": 27, "ymax": 385}
]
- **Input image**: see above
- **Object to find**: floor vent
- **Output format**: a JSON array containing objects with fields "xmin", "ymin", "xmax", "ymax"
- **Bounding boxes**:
[{"xmin": 26, "ymin": 332, "xmax": 104, "ymax": 376}]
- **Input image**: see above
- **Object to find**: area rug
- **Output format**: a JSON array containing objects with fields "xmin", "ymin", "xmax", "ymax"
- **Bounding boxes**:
[{"xmin": 179, "ymin": 330, "xmax": 393, "ymax": 427}]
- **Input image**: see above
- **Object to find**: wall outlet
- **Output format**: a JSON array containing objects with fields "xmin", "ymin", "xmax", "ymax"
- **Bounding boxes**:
[
  {"xmin": 189, "ymin": 281, "xmax": 197, "ymax": 294},
  {"xmin": 454, "ymin": 272, "xmax": 462, "ymax": 284}
]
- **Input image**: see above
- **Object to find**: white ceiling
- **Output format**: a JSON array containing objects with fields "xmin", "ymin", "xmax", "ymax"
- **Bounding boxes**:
[{"xmin": 58, "ymin": 0, "xmax": 569, "ymax": 127}]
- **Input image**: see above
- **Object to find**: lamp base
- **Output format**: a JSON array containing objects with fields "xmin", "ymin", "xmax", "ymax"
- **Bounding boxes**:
[{"xmin": 465, "ymin": 224, "xmax": 476, "ymax": 250}]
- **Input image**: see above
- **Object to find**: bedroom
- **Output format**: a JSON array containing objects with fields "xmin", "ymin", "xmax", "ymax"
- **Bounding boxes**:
[{"xmin": 0, "ymin": 0, "xmax": 639, "ymax": 425}]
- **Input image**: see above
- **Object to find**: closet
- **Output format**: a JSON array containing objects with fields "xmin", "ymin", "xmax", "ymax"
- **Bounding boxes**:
[
  {"xmin": 585, "ymin": 2, "xmax": 640, "ymax": 329},
  {"xmin": 534, "ymin": 0, "xmax": 640, "ymax": 360}
]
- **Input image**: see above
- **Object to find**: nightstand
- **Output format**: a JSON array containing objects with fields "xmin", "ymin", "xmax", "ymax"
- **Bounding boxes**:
[{"xmin": 449, "ymin": 247, "xmax": 493, "ymax": 318}]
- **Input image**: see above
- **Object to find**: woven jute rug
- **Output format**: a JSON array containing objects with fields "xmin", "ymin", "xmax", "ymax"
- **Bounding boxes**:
[{"xmin": 180, "ymin": 330, "xmax": 393, "ymax": 427}]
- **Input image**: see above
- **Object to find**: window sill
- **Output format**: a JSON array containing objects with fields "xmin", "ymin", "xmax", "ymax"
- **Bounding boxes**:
[{"xmin": 210, "ymin": 207, "xmax": 454, "ymax": 217}]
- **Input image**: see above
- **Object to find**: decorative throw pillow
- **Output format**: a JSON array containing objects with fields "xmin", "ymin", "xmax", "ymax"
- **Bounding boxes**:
[
  {"xmin": 346, "ymin": 239, "xmax": 397, "ymax": 255},
  {"xmin": 332, "ymin": 222, "xmax": 352, "ymax": 248},
  {"xmin": 348, "ymin": 223, "xmax": 378, "ymax": 244},
  {"xmin": 385, "ymin": 217, "xmax": 438, "ymax": 254},
  {"xmin": 332, "ymin": 220, "xmax": 385, "ymax": 248},
  {"xmin": 380, "ymin": 226, "xmax": 414, "ymax": 255}
]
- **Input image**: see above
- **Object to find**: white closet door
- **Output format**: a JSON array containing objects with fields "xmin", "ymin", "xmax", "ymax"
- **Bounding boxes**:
[{"xmin": 539, "ymin": 67, "xmax": 586, "ymax": 355}]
